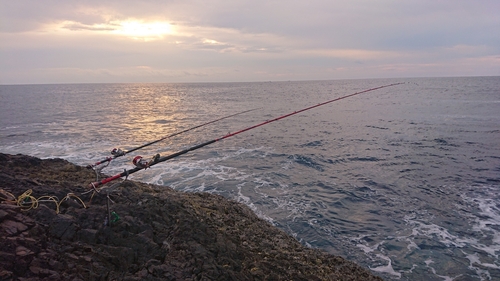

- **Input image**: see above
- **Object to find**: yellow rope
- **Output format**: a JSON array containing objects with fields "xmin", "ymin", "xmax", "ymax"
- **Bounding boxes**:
[
  {"xmin": 0, "ymin": 189, "xmax": 17, "ymax": 203},
  {"xmin": 37, "ymin": 195, "xmax": 61, "ymax": 213},
  {"xmin": 61, "ymin": 193, "xmax": 87, "ymax": 210},
  {"xmin": 0, "ymin": 189, "xmax": 87, "ymax": 214},
  {"xmin": 17, "ymin": 189, "xmax": 38, "ymax": 211}
]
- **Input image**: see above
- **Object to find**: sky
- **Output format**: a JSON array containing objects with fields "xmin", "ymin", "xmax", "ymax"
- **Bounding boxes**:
[{"xmin": 1, "ymin": 0, "xmax": 499, "ymax": 84}]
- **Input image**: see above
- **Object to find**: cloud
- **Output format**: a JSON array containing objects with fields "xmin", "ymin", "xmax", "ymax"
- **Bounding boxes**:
[{"xmin": 0, "ymin": 0, "xmax": 499, "ymax": 84}]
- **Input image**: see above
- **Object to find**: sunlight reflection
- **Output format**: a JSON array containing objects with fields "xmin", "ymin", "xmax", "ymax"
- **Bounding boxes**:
[{"xmin": 116, "ymin": 85, "xmax": 184, "ymax": 145}]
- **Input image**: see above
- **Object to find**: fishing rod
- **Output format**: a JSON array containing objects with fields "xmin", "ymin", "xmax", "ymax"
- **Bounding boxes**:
[
  {"xmin": 88, "ymin": 82, "xmax": 404, "ymax": 189},
  {"xmin": 86, "ymin": 108, "xmax": 259, "ymax": 169}
]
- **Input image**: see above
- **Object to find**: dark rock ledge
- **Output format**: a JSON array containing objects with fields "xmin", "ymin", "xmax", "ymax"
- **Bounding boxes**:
[{"xmin": 0, "ymin": 153, "xmax": 383, "ymax": 281}]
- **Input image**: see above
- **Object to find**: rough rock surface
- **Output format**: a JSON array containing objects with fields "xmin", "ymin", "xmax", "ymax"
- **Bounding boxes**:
[{"xmin": 0, "ymin": 153, "xmax": 383, "ymax": 280}]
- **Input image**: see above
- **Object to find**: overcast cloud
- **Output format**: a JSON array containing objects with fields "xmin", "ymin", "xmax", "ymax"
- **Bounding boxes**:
[{"xmin": 1, "ymin": 0, "xmax": 499, "ymax": 84}]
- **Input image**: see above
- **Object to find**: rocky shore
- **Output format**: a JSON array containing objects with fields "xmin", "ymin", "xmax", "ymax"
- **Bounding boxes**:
[{"xmin": 0, "ymin": 153, "xmax": 383, "ymax": 280}]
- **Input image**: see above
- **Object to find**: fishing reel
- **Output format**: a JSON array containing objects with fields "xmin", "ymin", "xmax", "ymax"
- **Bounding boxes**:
[
  {"xmin": 111, "ymin": 148, "xmax": 125, "ymax": 157},
  {"xmin": 132, "ymin": 156, "xmax": 148, "ymax": 169},
  {"xmin": 133, "ymin": 154, "xmax": 160, "ymax": 169}
]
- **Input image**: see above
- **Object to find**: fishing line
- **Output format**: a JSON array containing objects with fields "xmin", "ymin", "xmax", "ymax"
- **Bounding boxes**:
[
  {"xmin": 86, "ymin": 108, "xmax": 259, "ymax": 169},
  {"xmin": 88, "ymin": 82, "xmax": 404, "ymax": 188}
]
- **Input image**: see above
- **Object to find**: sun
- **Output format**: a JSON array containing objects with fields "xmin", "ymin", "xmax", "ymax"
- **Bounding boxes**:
[
  {"xmin": 50, "ymin": 19, "xmax": 174, "ymax": 41},
  {"xmin": 112, "ymin": 20, "xmax": 173, "ymax": 40}
]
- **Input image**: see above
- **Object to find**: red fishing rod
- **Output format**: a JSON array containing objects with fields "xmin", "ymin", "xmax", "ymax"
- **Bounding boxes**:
[
  {"xmin": 86, "ymin": 108, "xmax": 259, "ymax": 169},
  {"xmin": 88, "ymin": 82, "xmax": 404, "ymax": 189}
]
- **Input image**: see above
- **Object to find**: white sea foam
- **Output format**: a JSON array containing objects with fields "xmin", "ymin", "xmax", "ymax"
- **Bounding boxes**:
[
  {"xmin": 465, "ymin": 252, "xmax": 500, "ymax": 270},
  {"xmin": 235, "ymin": 183, "xmax": 275, "ymax": 223},
  {"xmin": 465, "ymin": 196, "xmax": 500, "ymax": 258},
  {"xmin": 393, "ymin": 186, "xmax": 500, "ymax": 280},
  {"xmin": 356, "ymin": 240, "xmax": 384, "ymax": 254},
  {"xmin": 236, "ymin": 184, "xmax": 251, "ymax": 204},
  {"xmin": 464, "ymin": 252, "xmax": 493, "ymax": 281},
  {"xmin": 398, "ymin": 235, "xmax": 419, "ymax": 251},
  {"xmin": 351, "ymin": 237, "xmax": 403, "ymax": 278},
  {"xmin": 454, "ymin": 185, "xmax": 500, "ymax": 275},
  {"xmin": 404, "ymin": 215, "xmax": 476, "ymax": 248},
  {"xmin": 423, "ymin": 259, "xmax": 458, "ymax": 281},
  {"xmin": 369, "ymin": 254, "xmax": 401, "ymax": 278}
]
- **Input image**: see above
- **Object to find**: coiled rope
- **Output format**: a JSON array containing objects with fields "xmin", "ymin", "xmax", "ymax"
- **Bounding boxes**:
[{"xmin": 0, "ymin": 189, "xmax": 86, "ymax": 214}]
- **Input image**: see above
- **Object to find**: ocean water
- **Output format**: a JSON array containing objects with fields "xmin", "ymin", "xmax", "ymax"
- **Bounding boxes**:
[{"xmin": 1, "ymin": 77, "xmax": 499, "ymax": 280}]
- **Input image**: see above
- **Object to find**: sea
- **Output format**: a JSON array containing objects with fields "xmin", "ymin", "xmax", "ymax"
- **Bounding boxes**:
[{"xmin": 1, "ymin": 77, "xmax": 499, "ymax": 280}]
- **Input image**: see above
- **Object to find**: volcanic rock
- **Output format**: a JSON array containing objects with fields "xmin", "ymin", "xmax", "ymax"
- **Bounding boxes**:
[{"xmin": 0, "ymin": 153, "xmax": 383, "ymax": 280}]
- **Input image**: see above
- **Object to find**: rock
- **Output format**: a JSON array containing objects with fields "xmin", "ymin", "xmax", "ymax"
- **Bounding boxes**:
[
  {"xmin": 77, "ymin": 228, "xmax": 98, "ymax": 244},
  {"xmin": 0, "ymin": 270, "xmax": 13, "ymax": 280},
  {"xmin": 1, "ymin": 219, "xmax": 28, "ymax": 236},
  {"xmin": 0, "ymin": 209, "xmax": 9, "ymax": 220},
  {"xmin": 49, "ymin": 214, "xmax": 77, "ymax": 240},
  {"xmin": 0, "ymin": 153, "xmax": 384, "ymax": 280},
  {"xmin": 15, "ymin": 245, "xmax": 34, "ymax": 256}
]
